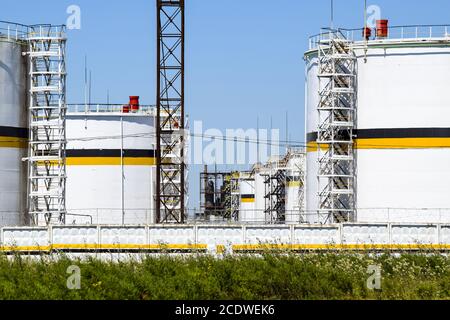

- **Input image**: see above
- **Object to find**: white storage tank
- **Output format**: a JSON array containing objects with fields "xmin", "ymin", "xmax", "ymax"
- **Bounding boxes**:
[
  {"xmin": 65, "ymin": 104, "xmax": 157, "ymax": 225},
  {"xmin": 305, "ymin": 24, "xmax": 450, "ymax": 224},
  {"xmin": 238, "ymin": 172, "xmax": 258, "ymax": 223},
  {"xmin": 0, "ymin": 23, "xmax": 28, "ymax": 227},
  {"xmin": 285, "ymin": 152, "xmax": 305, "ymax": 224}
]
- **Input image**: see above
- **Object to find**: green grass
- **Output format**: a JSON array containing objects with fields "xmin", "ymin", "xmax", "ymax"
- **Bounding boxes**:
[{"xmin": 0, "ymin": 252, "xmax": 448, "ymax": 300}]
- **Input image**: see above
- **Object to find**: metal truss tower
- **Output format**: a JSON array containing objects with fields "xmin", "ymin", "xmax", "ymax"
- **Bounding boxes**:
[
  {"xmin": 264, "ymin": 169, "xmax": 287, "ymax": 223},
  {"xmin": 156, "ymin": 0, "xmax": 186, "ymax": 223},
  {"xmin": 27, "ymin": 25, "xmax": 67, "ymax": 226},
  {"xmin": 317, "ymin": 30, "xmax": 356, "ymax": 223}
]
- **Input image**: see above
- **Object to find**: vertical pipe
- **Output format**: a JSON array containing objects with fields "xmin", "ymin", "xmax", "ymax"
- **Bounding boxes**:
[
  {"xmin": 180, "ymin": 0, "xmax": 186, "ymax": 223},
  {"xmin": 121, "ymin": 116, "xmax": 125, "ymax": 225},
  {"xmin": 156, "ymin": 0, "xmax": 162, "ymax": 223},
  {"xmin": 257, "ymin": 116, "xmax": 260, "ymax": 164}
]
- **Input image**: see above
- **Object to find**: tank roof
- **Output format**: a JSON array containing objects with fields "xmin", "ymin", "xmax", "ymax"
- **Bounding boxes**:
[
  {"xmin": 306, "ymin": 24, "xmax": 450, "ymax": 54},
  {"xmin": 67, "ymin": 104, "xmax": 156, "ymax": 116}
]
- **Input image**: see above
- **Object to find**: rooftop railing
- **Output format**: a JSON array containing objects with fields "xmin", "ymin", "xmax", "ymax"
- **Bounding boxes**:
[
  {"xmin": 308, "ymin": 24, "xmax": 450, "ymax": 50},
  {"xmin": 0, "ymin": 21, "xmax": 30, "ymax": 40},
  {"xmin": 0, "ymin": 21, "xmax": 66, "ymax": 41},
  {"xmin": 67, "ymin": 103, "xmax": 157, "ymax": 115}
]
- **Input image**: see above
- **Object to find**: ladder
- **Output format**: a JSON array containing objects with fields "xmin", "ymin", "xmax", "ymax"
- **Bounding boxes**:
[
  {"xmin": 27, "ymin": 25, "xmax": 67, "ymax": 226},
  {"xmin": 317, "ymin": 30, "xmax": 356, "ymax": 223}
]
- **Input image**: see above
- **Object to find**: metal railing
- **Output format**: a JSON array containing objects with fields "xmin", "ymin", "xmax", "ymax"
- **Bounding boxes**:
[
  {"xmin": 2, "ymin": 208, "xmax": 449, "ymax": 227},
  {"xmin": 0, "ymin": 21, "xmax": 66, "ymax": 41},
  {"xmin": 67, "ymin": 104, "xmax": 156, "ymax": 115},
  {"xmin": 309, "ymin": 24, "xmax": 450, "ymax": 50},
  {"xmin": 0, "ymin": 21, "xmax": 30, "ymax": 40}
]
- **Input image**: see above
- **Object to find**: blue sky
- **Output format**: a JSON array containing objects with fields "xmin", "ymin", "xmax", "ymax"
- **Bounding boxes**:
[{"xmin": 3, "ymin": 0, "xmax": 450, "ymax": 210}]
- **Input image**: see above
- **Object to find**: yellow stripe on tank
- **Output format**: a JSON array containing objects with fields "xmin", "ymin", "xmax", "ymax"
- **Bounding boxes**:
[
  {"xmin": 355, "ymin": 137, "xmax": 450, "ymax": 149},
  {"xmin": 0, "ymin": 137, "xmax": 28, "ymax": 149},
  {"xmin": 36, "ymin": 157, "xmax": 156, "ymax": 166},
  {"xmin": 66, "ymin": 157, "xmax": 156, "ymax": 166},
  {"xmin": 287, "ymin": 181, "xmax": 302, "ymax": 187},
  {"xmin": 307, "ymin": 138, "xmax": 450, "ymax": 152}
]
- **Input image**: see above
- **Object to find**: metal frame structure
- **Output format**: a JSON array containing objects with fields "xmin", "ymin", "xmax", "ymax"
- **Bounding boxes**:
[
  {"xmin": 200, "ymin": 167, "xmax": 240, "ymax": 221},
  {"xmin": 156, "ymin": 0, "xmax": 186, "ymax": 223},
  {"xmin": 27, "ymin": 25, "xmax": 67, "ymax": 226},
  {"xmin": 228, "ymin": 173, "xmax": 240, "ymax": 221},
  {"xmin": 263, "ymin": 166, "xmax": 287, "ymax": 224},
  {"xmin": 317, "ymin": 30, "xmax": 356, "ymax": 223},
  {"xmin": 200, "ymin": 166, "xmax": 226, "ymax": 217}
]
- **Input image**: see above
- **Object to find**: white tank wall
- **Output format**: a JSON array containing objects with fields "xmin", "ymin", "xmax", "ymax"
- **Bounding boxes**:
[
  {"xmin": 305, "ymin": 53, "xmax": 320, "ymax": 223},
  {"xmin": 305, "ymin": 41, "xmax": 450, "ymax": 224},
  {"xmin": 66, "ymin": 114, "xmax": 156, "ymax": 225},
  {"xmin": 254, "ymin": 171, "xmax": 266, "ymax": 223},
  {"xmin": 0, "ymin": 39, "xmax": 28, "ymax": 227},
  {"xmin": 285, "ymin": 153, "xmax": 305, "ymax": 224},
  {"xmin": 238, "ymin": 177, "xmax": 257, "ymax": 223}
]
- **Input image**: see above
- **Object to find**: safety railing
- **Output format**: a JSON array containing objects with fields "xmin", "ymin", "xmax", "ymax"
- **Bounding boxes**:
[
  {"xmin": 0, "ymin": 21, "xmax": 30, "ymax": 40},
  {"xmin": 67, "ymin": 104, "xmax": 156, "ymax": 115},
  {"xmin": 309, "ymin": 25, "xmax": 450, "ymax": 50},
  {"xmin": 0, "ymin": 21, "xmax": 66, "ymax": 41}
]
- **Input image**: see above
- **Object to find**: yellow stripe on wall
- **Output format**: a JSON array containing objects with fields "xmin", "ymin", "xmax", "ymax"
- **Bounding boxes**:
[{"xmin": 232, "ymin": 244, "xmax": 450, "ymax": 251}]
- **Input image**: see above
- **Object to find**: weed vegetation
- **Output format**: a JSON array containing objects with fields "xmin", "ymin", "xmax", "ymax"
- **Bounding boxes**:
[{"xmin": 0, "ymin": 252, "xmax": 448, "ymax": 300}]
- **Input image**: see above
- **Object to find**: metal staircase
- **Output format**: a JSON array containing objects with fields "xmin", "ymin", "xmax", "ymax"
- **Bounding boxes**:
[
  {"xmin": 317, "ymin": 30, "xmax": 356, "ymax": 223},
  {"xmin": 27, "ymin": 25, "xmax": 67, "ymax": 226},
  {"xmin": 264, "ymin": 169, "xmax": 287, "ymax": 224}
]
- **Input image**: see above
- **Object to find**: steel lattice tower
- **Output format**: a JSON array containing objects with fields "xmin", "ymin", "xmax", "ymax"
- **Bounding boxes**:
[
  {"xmin": 317, "ymin": 30, "xmax": 356, "ymax": 223},
  {"xmin": 156, "ymin": 0, "xmax": 186, "ymax": 223},
  {"xmin": 27, "ymin": 25, "xmax": 67, "ymax": 226}
]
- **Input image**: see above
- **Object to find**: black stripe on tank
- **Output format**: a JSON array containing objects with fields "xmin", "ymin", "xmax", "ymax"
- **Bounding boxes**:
[
  {"xmin": 356, "ymin": 128, "xmax": 450, "ymax": 139},
  {"xmin": 241, "ymin": 194, "xmax": 255, "ymax": 199},
  {"xmin": 307, "ymin": 128, "xmax": 450, "ymax": 142},
  {"xmin": 307, "ymin": 132, "xmax": 318, "ymax": 142},
  {"xmin": 66, "ymin": 149, "xmax": 156, "ymax": 158},
  {"xmin": 0, "ymin": 126, "xmax": 28, "ymax": 139}
]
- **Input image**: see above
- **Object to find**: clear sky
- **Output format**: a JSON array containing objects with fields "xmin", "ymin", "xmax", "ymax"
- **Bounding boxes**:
[{"xmin": 3, "ymin": 0, "xmax": 450, "ymax": 211}]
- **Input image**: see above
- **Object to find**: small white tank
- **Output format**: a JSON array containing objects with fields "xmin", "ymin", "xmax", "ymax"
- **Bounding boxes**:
[
  {"xmin": 238, "ymin": 172, "xmax": 257, "ymax": 223},
  {"xmin": 65, "ymin": 106, "xmax": 157, "ymax": 225}
]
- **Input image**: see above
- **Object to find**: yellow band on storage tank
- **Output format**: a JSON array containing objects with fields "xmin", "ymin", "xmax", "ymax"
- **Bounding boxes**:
[{"xmin": 0, "ymin": 137, "xmax": 28, "ymax": 149}]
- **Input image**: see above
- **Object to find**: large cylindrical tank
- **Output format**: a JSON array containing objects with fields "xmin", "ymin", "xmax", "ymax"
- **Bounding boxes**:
[
  {"xmin": 0, "ymin": 32, "xmax": 28, "ymax": 227},
  {"xmin": 305, "ymin": 29, "xmax": 450, "ymax": 223},
  {"xmin": 65, "ymin": 108, "xmax": 157, "ymax": 225}
]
